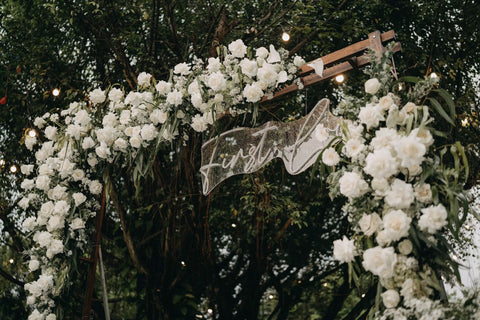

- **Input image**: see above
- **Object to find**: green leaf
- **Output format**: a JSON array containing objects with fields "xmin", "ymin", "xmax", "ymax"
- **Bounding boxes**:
[
  {"xmin": 434, "ymin": 89, "xmax": 456, "ymax": 120},
  {"xmin": 398, "ymin": 76, "xmax": 421, "ymax": 83},
  {"xmin": 428, "ymin": 97, "xmax": 455, "ymax": 126}
]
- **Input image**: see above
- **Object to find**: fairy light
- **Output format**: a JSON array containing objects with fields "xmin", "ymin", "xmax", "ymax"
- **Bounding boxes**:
[
  {"xmin": 10, "ymin": 165, "xmax": 18, "ymax": 173},
  {"xmin": 335, "ymin": 74, "xmax": 345, "ymax": 83},
  {"xmin": 52, "ymin": 88, "xmax": 60, "ymax": 96},
  {"xmin": 461, "ymin": 118, "xmax": 469, "ymax": 127},
  {"xmin": 268, "ymin": 294, "xmax": 274, "ymax": 299},
  {"xmin": 430, "ymin": 72, "xmax": 438, "ymax": 79},
  {"xmin": 281, "ymin": 32, "xmax": 290, "ymax": 42},
  {"xmin": 28, "ymin": 129, "xmax": 37, "ymax": 138},
  {"xmin": 0, "ymin": 159, "xmax": 5, "ymax": 166},
  {"xmin": 9, "ymin": 258, "xmax": 14, "ymax": 264},
  {"xmin": 181, "ymin": 261, "xmax": 186, "ymax": 267},
  {"xmin": 207, "ymin": 309, "xmax": 213, "ymax": 314},
  {"xmin": 361, "ymin": 293, "xmax": 366, "ymax": 298},
  {"xmin": 231, "ymin": 223, "xmax": 237, "ymax": 228},
  {"xmin": 323, "ymin": 282, "xmax": 328, "ymax": 287}
]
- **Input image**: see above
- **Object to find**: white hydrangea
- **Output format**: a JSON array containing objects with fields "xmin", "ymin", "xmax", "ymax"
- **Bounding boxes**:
[
  {"xmin": 418, "ymin": 204, "xmax": 448, "ymax": 234},
  {"xmin": 333, "ymin": 236, "xmax": 357, "ymax": 263},
  {"xmin": 339, "ymin": 172, "xmax": 369, "ymax": 199},
  {"xmin": 228, "ymin": 39, "xmax": 247, "ymax": 58},
  {"xmin": 89, "ymin": 88, "xmax": 106, "ymax": 105}
]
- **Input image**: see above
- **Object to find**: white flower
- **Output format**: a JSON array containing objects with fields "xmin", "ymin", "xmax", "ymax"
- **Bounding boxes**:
[
  {"xmin": 18, "ymin": 197, "xmax": 30, "ymax": 210},
  {"xmin": 382, "ymin": 210, "xmax": 411, "ymax": 242},
  {"xmin": 28, "ymin": 259, "xmax": 40, "ymax": 272},
  {"xmin": 239, "ymin": 59, "xmax": 258, "ymax": 78},
  {"xmin": 403, "ymin": 102, "xmax": 416, "ymax": 113},
  {"xmin": 108, "ymin": 88, "xmax": 123, "ymax": 102},
  {"xmin": 398, "ymin": 239, "xmax": 413, "ymax": 255},
  {"xmin": 40, "ymin": 201, "xmax": 54, "ymax": 217},
  {"xmin": 400, "ymin": 278, "xmax": 416, "ymax": 301},
  {"xmin": 35, "ymin": 231, "xmax": 52, "ymax": 247},
  {"xmin": 173, "ymin": 62, "xmax": 191, "ymax": 75},
  {"xmin": 365, "ymin": 78, "xmax": 381, "ymax": 95},
  {"xmin": 243, "ymin": 82, "xmax": 264, "ymax": 103},
  {"xmin": 418, "ymin": 204, "xmax": 448, "ymax": 234},
  {"xmin": 207, "ymin": 71, "xmax": 227, "ymax": 92},
  {"xmin": 23, "ymin": 217, "xmax": 37, "ymax": 231},
  {"xmin": 206, "ymin": 57, "xmax": 222, "ymax": 73},
  {"xmin": 130, "ymin": 135, "xmax": 142, "ymax": 148},
  {"xmin": 395, "ymin": 135, "xmax": 426, "ymax": 168},
  {"xmin": 333, "ymin": 236, "xmax": 357, "ymax": 263},
  {"xmin": 379, "ymin": 94, "xmax": 395, "ymax": 111},
  {"xmin": 28, "ymin": 309, "xmax": 43, "ymax": 320},
  {"xmin": 339, "ymin": 172, "xmax": 369, "ymax": 199},
  {"xmin": 382, "ymin": 289, "xmax": 400, "ymax": 308},
  {"xmin": 89, "ymin": 88, "xmax": 106, "ymax": 104},
  {"xmin": 385, "ymin": 179, "xmax": 415, "ymax": 209},
  {"xmin": 343, "ymin": 138, "xmax": 365, "ymax": 159},
  {"xmin": 228, "ymin": 39, "xmax": 247, "ymax": 58},
  {"xmin": 293, "ymin": 55, "xmax": 305, "ymax": 67},
  {"xmin": 114, "ymin": 138, "xmax": 128, "ymax": 152},
  {"xmin": 49, "ymin": 185, "xmax": 68, "ymax": 201},
  {"xmin": 358, "ymin": 213, "xmax": 382, "ymax": 236},
  {"xmin": 314, "ymin": 124, "xmax": 329, "ymax": 142},
  {"xmin": 66, "ymin": 124, "xmax": 82, "ymax": 140},
  {"xmin": 34, "ymin": 117, "xmax": 46, "ymax": 129},
  {"xmin": 54, "ymin": 200, "xmax": 70, "ymax": 216},
  {"xmin": 21, "ymin": 179, "xmax": 35, "ymax": 190},
  {"xmin": 191, "ymin": 93, "xmax": 204, "ymax": 108},
  {"xmin": 137, "ymin": 72, "xmax": 152, "ymax": 87},
  {"xmin": 124, "ymin": 91, "xmax": 143, "ymax": 107},
  {"xmin": 72, "ymin": 169, "xmax": 85, "ymax": 181},
  {"xmin": 267, "ymin": 44, "xmax": 281, "ymax": 63},
  {"xmin": 362, "ymin": 246, "xmax": 397, "ymax": 278},
  {"xmin": 155, "ymin": 81, "xmax": 172, "ymax": 95},
  {"xmin": 82, "ymin": 137, "xmax": 95, "ymax": 150},
  {"xmin": 87, "ymin": 154, "xmax": 98, "ymax": 167},
  {"xmin": 308, "ymin": 59, "xmax": 324, "ymax": 77},
  {"xmin": 257, "ymin": 63, "xmax": 278, "ymax": 86},
  {"xmin": 89, "ymin": 180, "xmax": 103, "ymax": 195},
  {"xmin": 46, "ymin": 314, "xmax": 57, "ymax": 320},
  {"xmin": 21, "ymin": 164, "xmax": 34, "ymax": 175},
  {"xmin": 358, "ymin": 104, "xmax": 385, "ymax": 129},
  {"xmin": 44, "ymin": 126, "xmax": 58, "ymax": 141},
  {"xmin": 47, "ymin": 215, "xmax": 65, "ymax": 232},
  {"xmin": 255, "ymin": 47, "xmax": 269, "ymax": 59},
  {"xmin": 370, "ymin": 127, "xmax": 399, "ymax": 151},
  {"xmin": 191, "ymin": 114, "xmax": 209, "ymax": 132},
  {"xmin": 95, "ymin": 143, "xmax": 111, "ymax": 159},
  {"xmin": 36, "ymin": 175, "xmax": 51, "ymax": 191},
  {"xmin": 25, "ymin": 136, "xmax": 37, "ymax": 150},
  {"xmin": 166, "ymin": 90, "xmax": 183, "ymax": 106},
  {"xmin": 364, "ymin": 148, "xmax": 398, "ymax": 180},
  {"xmin": 410, "ymin": 128, "xmax": 434, "ymax": 147},
  {"xmin": 72, "ymin": 192, "xmax": 87, "ymax": 207},
  {"xmin": 70, "ymin": 218, "xmax": 85, "ymax": 230},
  {"xmin": 46, "ymin": 239, "xmax": 64, "ymax": 258},
  {"xmin": 322, "ymin": 147, "xmax": 340, "ymax": 166},
  {"xmin": 150, "ymin": 109, "xmax": 168, "ymax": 125},
  {"xmin": 140, "ymin": 124, "xmax": 157, "ymax": 141},
  {"xmin": 102, "ymin": 112, "xmax": 118, "ymax": 127},
  {"xmin": 415, "ymin": 184, "xmax": 432, "ymax": 203}
]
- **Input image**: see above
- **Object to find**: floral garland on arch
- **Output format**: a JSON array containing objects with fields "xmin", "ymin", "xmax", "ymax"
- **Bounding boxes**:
[{"xmin": 17, "ymin": 38, "xmax": 472, "ymax": 320}]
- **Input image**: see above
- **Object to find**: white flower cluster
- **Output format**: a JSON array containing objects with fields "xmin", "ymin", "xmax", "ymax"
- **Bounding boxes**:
[
  {"xmin": 19, "ymin": 40, "xmax": 305, "ymax": 319},
  {"xmin": 332, "ymin": 76, "xmax": 453, "ymax": 314}
]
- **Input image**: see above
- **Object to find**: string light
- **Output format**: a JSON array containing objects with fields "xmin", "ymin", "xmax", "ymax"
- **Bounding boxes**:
[
  {"xmin": 361, "ymin": 293, "xmax": 366, "ymax": 298},
  {"xmin": 281, "ymin": 32, "xmax": 290, "ymax": 42},
  {"xmin": 28, "ymin": 129, "xmax": 37, "ymax": 138},
  {"xmin": 0, "ymin": 159, "xmax": 4, "ymax": 166},
  {"xmin": 430, "ymin": 72, "xmax": 438, "ymax": 79},
  {"xmin": 335, "ymin": 74, "xmax": 345, "ymax": 83},
  {"xmin": 10, "ymin": 165, "xmax": 18, "ymax": 173},
  {"xmin": 181, "ymin": 261, "xmax": 186, "ymax": 267},
  {"xmin": 207, "ymin": 309, "xmax": 213, "ymax": 314},
  {"xmin": 231, "ymin": 223, "xmax": 237, "ymax": 228},
  {"xmin": 268, "ymin": 294, "xmax": 274, "ymax": 299},
  {"xmin": 9, "ymin": 258, "xmax": 14, "ymax": 264},
  {"xmin": 323, "ymin": 282, "xmax": 328, "ymax": 287},
  {"xmin": 52, "ymin": 88, "xmax": 60, "ymax": 96}
]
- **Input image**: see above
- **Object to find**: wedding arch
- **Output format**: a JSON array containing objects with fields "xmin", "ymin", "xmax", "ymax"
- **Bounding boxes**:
[{"xmin": 18, "ymin": 30, "xmax": 471, "ymax": 320}]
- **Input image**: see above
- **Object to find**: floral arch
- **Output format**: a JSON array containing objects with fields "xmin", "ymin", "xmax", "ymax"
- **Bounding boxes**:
[{"xmin": 18, "ymin": 33, "xmax": 473, "ymax": 320}]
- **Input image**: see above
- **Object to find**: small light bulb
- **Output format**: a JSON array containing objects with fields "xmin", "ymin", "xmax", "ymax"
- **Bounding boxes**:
[
  {"xmin": 361, "ymin": 293, "xmax": 366, "ymax": 298},
  {"xmin": 335, "ymin": 74, "xmax": 344, "ymax": 83},
  {"xmin": 52, "ymin": 88, "xmax": 60, "ymax": 96},
  {"xmin": 28, "ymin": 129, "xmax": 37, "ymax": 138},
  {"xmin": 9, "ymin": 259, "xmax": 14, "ymax": 264},
  {"xmin": 430, "ymin": 72, "xmax": 438, "ymax": 79},
  {"xmin": 231, "ymin": 223, "xmax": 237, "ymax": 228},
  {"xmin": 323, "ymin": 282, "xmax": 328, "ymax": 287},
  {"xmin": 207, "ymin": 308, "xmax": 213, "ymax": 314},
  {"xmin": 268, "ymin": 294, "xmax": 274, "ymax": 299},
  {"xmin": 181, "ymin": 261, "xmax": 186, "ymax": 267},
  {"xmin": 0, "ymin": 159, "xmax": 5, "ymax": 166},
  {"xmin": 10, "ymin": 165, "xmax": 17, "ymax": 173},
  {"xmin": 461, "ymin": 118, "xmax": 469, "ymax": 127},
  {"xmin": 281, "ymin": 32, "xmax": 290, "ymax": 42}
]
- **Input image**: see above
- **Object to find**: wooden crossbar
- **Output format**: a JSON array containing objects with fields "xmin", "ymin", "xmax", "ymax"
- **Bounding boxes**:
[{"xmin": 263, "ymin": 30, "xmax": 401, "ymax": 103}]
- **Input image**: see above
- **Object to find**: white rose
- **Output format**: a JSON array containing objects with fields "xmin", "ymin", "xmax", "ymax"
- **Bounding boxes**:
[
  {"xmin": 21, "ymin": 164, "xmax": 34, "ymax": 175},
  {"xmin": 46, "ymin": 314, "xmax": 57, "ymax": 320},
  {"xmin": 124, "ymin": 91, "xmax": 143, "ymax": 107},
  {"xmin": 25, "ymin": 136, "xmax": 37, "ymax": 150},
  {"xmin": 257, "ymin": 63, "xmax": 278, "ymax": 86},
  {"xmin": 82, "ymin": 137, "xmax": 95, "ymax": 150},
  {"xmin": 228, "ymin": 39, "xmax": 247, "ymax": 58},
  {"xmin": 130, "ymin": 135, "xmax": 142, "ymax": 148},
  {"xmin": 362, "ymin": 246, "xmax": 397, "ymax": 278},
  {"xmin": 173, "ymin": 62, "xmax": 191, "ymax": 75},
  {"xmin": 89, "ymin": 180, "xmax": 103, "ymax": 195},
  {"xmin": 34, "ymin": 117, "xmax": 46, "ymax": 129},
  {"xmin": 343, "ymin": 138, "xmax": 365, "ymax": 159},
  {"xmin": 398, "ymin": 239, "xmax": 413, "ymax": 255},
  {"xmin": 66, "ymin": 124, "xmax": 82, "ymax": 140},
  {"xmin": 140, "ymin": 124, "xmax": 157, "ymax": 141},
  {"xmin": 382, "ymin": 210, "xmax": 412, "ymax": 242},
  {"xmin": 70, "ymin": 218, "xmax": 85, "ymax": 230},
  {"xmin": 108, "ymin": 88, "xmax": 123, "ymax": 102},
  {"xmin": 18, "ymin": 197, "xmax": 30, "ymax": 210},
  {"xmin": 333, "ymin": 236, "xmax": 357, "ymax": 263},
  {"xmin": 72, "ymin": 169, "xmax": 85, "ymax": 181},
  {"xmin": 418, "ymin": 204, "xmax": 448, "ymax": 234},
  {"xmin": 89, "ymin": 88, "xmax": 106, "ymax": 104},
  {"xmin": 73, "ymin": 192, "xmax": 87, "ymax": 207},
  {"xmin": 410, "ymin": 128, "xmax": 434, "ymax": 147},
  {"xmin": 371, "ymin": 178, "xmax": 390, "ymax": 195},
  {"xmin": 415, "ymin": 184, "xmax": 432, "ymax": 203},
  {"xmin": 102, "ymin": 112, "xmax": 118, "ymax": 127},
  {"xmin": 40, "ymin": 201, "xmax": 54, "ymax": 217},
  {"xmin": 35, "ymin": 231, "xmax": 52, "ymax": 247},
  {"xmin": 44, "ymin": 126, "xmax": 58, "ymax": 141},
  {"xmin": 54, "ymin": 200, "xmax": 70, "ymax": 216},
  {"xmin": 46, "ymin": 239, "xmax": 64, "ymax": 259},
  {"xmin": 243, "ymin": 82, "xmax": 264, "ymax": 103},
  {"xmin": 207, "ymin": 71, "xmax": 227, "ymax": 92},
  {"xmin": 293, "ymin": 55, "xmax": 305, "ymax": 67},
  {"xmin": 322, "ymin": 147, "xmax": 340, "ymax": 166},
  {"xmin": 137, "ymin": 72, "xmax": 152, "ymax": 87},
  {"xmin": 364, "ymin": 148, "xmax": 398, "ymax": 180},
  {"xmin": 28, "ymin": 259, "xmax": 40, "ymax": 272},
  {"xmin": 358, "ymin": 213, "xmax": 382, "ymax": 236},
  {"xmin": 23, "ymin": 217, "xmax": 37, "ymax": 231},
  {"xmin": 365, "ymin": 78, "xmax": 381, "ymax": 95},
  {"xmin": 379, "ymin": 94, "xmax": 395, "ymax": 111},
  {"xmin": 206, "ymin": 57, "xmax": 221, "ymax": 73},
  {"xmin": 381, "ymin": 289, "xmax": 400, "ymax": 308},
  {"xmin": 371, "ymin": 127, "xmax": 400, "ymax": 150},
  {"xmin": 339, "ymin": 172, "xmax": 369, "ymax": 199},
  {"xmin": 166, "ymin": 90, "xmax": 183, "ymax": 106},
  {"xmin": 150, "ymin": 109, "xmax": 168, "ymax": 125},
  {"xmin": 36, "ymin": 175, "xmax": 51, "ymax": 191},
  {"xmin": 155, "ymin": 81, "xmax": 172, "ymax": 95},
  {"xmin": 21, "ymin": 179, "xmax": 35, "ymax": 190},
  {"xmin": 385, "ymin": 179, "xmax": 414, "ymax": 209},
  {"xmin": 47, "ymin": 215, "xmax": 65, "ymax": 232},
  {"xmin": 395, "ymin": 135, "xmax": 426, "ymax": 168},
  {"xmin": 239, "ymin": 59, "xmax": 258, "ymax": 78},
  {"xmin": 403, "ymin": 102, "xmax": 416, "ymax": 113},
  {"xmin": 87, "ymin": 154, "xmax": 98, "ymax": 167},
  {"xmin": 191, "ymin": 93, "xmax": 204, "ymax": 108},
  {"xmin": 39, "ymin": 164, "xmax": 53, "ymax": 176},
  {"xmin": 95, "ymin": 143, "xmax": 111, "ymax": 159},
  {"xmin": 190, "ymin": 114, "xmax": 209, "ymax": 132},
  {"xmin": 255, "ymin": 47, "xmax": 269, "ymax": 59},
  {"xmin": 358, "ymin": 104, "xmax": 385, "ymax": 129},
  {"xmin": 49, "ymin": 185, "xmax": 67, "ymax": 201},
  {"xmin": 114, "ymin": 138, "xmax": 128, "ymax": 152},
  {"xmin": 26, "ymin": 296, "xmax": 36, "ymax": 306}
]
